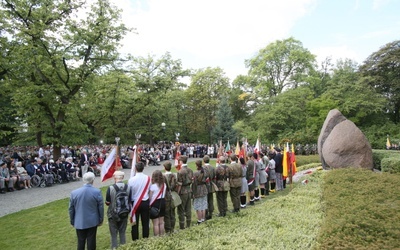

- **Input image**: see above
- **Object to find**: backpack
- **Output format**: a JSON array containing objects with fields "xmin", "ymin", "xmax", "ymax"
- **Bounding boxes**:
[{"xmin": 112, "ymin": 184, "xmax": 130, "ymax": 220}]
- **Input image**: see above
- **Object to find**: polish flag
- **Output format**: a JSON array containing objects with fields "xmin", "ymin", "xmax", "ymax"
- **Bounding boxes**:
[{"xmin": 101, "ymin": 147, "xmax": 117, "ymax": 182}]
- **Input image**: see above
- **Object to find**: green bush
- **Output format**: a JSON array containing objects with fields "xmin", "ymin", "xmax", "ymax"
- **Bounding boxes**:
[
  {"xmin": 296, "ymin": 154, "xmax": 320, "ymax": 167},
  {"xmin": 372, "ymin": 149, "xmax": 400, "ymax": 170},
  {"xmin": 316, "ymin": 168, "xmax": 400, "ymax": 249},
  {"xmin": 381, "ymin": 157, "xmax": 400, "ymax": 173}
]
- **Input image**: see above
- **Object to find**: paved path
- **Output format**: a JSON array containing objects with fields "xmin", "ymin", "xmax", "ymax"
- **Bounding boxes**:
[
  {"xmin": 0, "ymin": 158, "xmax": 201, "ymax": 218},
  {"xmin": 0, "ymin": 163, "xmax": 165, "ymax": 218}
]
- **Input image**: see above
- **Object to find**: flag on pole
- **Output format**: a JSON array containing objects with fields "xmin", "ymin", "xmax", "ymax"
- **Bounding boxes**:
[
  {"xmin": 254, "ymin": 137, "xmax": 261, "ymax": 157},
  {"xmin": 174, "ymin": 143, "xmax": 181, "ymax": 171},
  {"xmin": 101, "ymin": 147, "xmax": 117, "ymax": 182},
  {"xmin": 217, "ymin": 139, "xmax": 223, "ymax": 166},
  {"xmin": 225, "ymin": 140, "xmax": 231, "ymax": 155},
  {"xmin": 130, "ymin": 145, "xmax": 137, "ymax": 178},
  {"xmin": 386, "ymin": 136, "xmax": 391, "ymax": 149},
  {"xmin": 291, "ymin": 143, "xmax": 297, "ymax": 176},
  {"xmin": 282, "ymin": 143, "xmax": 289, "ymax": 178},
  {"xmin": 235, "ymin": 140, "xmax": 240, "ymax": 155}
]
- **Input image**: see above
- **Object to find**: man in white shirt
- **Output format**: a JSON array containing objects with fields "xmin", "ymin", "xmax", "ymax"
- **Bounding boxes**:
[{"xmin": 128, "ymin": 162, "xmax": 151, "ymax": 241}]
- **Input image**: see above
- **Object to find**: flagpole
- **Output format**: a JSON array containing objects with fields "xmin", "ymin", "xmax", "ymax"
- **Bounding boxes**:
[{"xmin": 115, "ymin": 137, "xmax": 120, "ymax": 171}]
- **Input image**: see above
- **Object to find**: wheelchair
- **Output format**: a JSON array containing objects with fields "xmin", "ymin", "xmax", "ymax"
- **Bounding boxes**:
[{"xmin": 30, "ymin": 172, "xmax": 54, "ymax": 188}]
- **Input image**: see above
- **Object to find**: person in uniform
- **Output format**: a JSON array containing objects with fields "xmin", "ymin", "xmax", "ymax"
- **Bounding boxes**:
[
  {"xmin": 228, "ymin": 154, "xmax": 242, "ymax": 213},
  {"xmin": 163, "ymin": 161, "xmax": 177, "ymax": 234},
  {"xmin": 176, "ymin": 155, "xmax": 193, "ymax": 229},
  {"xmin": 258, "ymin": 152, "xmax": 269, "ymax": 198},
  {"xmin": 192, "ymin": 160, "xmax": 208, "ymax": 224},
  {"xmin": 215, "ymin": 156, "xmax": 229, "ymax": 217},
  {"xmin": 203, "ymin": 155, "xmax": 216, "ymax": 220}
]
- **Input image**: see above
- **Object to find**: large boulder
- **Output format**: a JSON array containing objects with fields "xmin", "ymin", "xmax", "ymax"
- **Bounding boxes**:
[{"xmin": 318, "ymin": 109, "xmax": 373, "ymax": 170}]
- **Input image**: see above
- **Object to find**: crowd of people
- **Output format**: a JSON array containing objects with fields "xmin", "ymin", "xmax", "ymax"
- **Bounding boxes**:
[{"xmin": 68, "ymin": 144, "xmax": 286, "ymax": 250}]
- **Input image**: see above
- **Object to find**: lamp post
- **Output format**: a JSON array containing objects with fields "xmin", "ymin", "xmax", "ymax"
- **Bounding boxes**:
[
  {"xmin": 135, "ymin": 133, "xmax": 141, "ymax": 144},
  {"xmin": 161, "ymin": 122, "xmax": 166, "ymax": 142},
  {"xmin": 115, "ymin": 137, "xmax": 120, "ymax": 147}
]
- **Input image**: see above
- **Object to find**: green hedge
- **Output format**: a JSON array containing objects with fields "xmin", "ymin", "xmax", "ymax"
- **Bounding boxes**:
[
  {"xmin": 381, "ymin": 157, "xmax": 400, "ymax": 173},
  {"xmin": 316, "ymin": 168, "xmax": 400, "ymax": 249},
  {"xmin": 372, "ymin": 150, "xmax": 400, "ymax": 170}
]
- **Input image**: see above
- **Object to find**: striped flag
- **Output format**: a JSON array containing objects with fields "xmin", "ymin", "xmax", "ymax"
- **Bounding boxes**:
[
  {"xmin": 254, "ymin": 137, "xmax": 261, "ymax": 157},
  {"xmin": 101, "ymin": 147, "xmax": 117, "ymax": 182}
]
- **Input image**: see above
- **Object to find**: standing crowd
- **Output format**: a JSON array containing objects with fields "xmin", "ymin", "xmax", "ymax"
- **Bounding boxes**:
[{"xmin": 68, "ymin": 146, "xmax": 287, "ymax": 250}]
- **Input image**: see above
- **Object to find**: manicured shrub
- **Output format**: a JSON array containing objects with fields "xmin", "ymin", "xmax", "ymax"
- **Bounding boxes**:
[
  {"xmin": 296, "ymin": 154, "xmax": 320, "ymax": 166},
  {"xmin": 381, "ymin": 157, "xmax": 400, "ymax": 173},
  {"xmin": 316, "ymin": 168, "xmax": 400, "ymax": 249},
  {"xmin": 372, "ymin": 149, "xmax": 400, "ymax": 170}
]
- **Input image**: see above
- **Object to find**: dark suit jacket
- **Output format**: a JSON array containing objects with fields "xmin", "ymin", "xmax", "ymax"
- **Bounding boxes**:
[{"xmin": 274, "ymin": 153, "xmax": 283, "ymax": 174}]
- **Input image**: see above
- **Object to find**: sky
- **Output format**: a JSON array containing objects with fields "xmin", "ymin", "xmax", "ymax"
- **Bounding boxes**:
[{"xmin": 109, "ymin": 0, "xmax": 400, "ymax": 81}]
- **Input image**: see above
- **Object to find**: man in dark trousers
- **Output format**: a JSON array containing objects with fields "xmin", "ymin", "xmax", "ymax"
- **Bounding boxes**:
[
  {"xmin": 203, "ymin": 155, "xmax": 216, "ymax": 220},
  {"xmin": 69, "ymin": 172, "xmax": 104, "ymax": 250},
  {"xmin": 274, "ymin": 148, "xmax": 284, "ymax": 191},
  {"xmin": 228, "ymin": 154, "xmax": 242, "ymax": 213}
]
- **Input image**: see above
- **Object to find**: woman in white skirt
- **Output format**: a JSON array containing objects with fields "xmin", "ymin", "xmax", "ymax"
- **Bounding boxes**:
[{"xmin": 192, "ymin": 160, "xmax": 208, "ymax": 224}]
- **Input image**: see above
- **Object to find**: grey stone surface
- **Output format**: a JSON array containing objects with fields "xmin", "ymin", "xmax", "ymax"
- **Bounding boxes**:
[{"xmin": 318, "ymin": 109, "xmax": 373, "ymax": 170}]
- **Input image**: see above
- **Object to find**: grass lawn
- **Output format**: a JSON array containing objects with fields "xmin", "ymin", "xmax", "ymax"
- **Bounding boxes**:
[{"xmin": 1, "ymin": 157, "xmax": 399, "ymax": 249}]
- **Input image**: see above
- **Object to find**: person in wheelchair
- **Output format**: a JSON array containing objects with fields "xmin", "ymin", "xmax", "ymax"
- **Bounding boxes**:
[
  {"xmin": 87, "ymin": 155, "xmax": 100, "ymax": 177},
  {"xmin": 54, "ymin": 158, "xmax": 68, "ymax": 183},
  {"xmin": 36, "ymin": 159, "xmax": 54, "ymax": 187},
  {"xmin": 65, "ymin": 157, "xmax": 80, "ymax": 181}
]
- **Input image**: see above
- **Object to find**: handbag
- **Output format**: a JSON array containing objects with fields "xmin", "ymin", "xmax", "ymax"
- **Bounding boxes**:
[
  {"xmin": 170, "ymin": 191, "xmax": 182, "ymax": 208},
  {"xmin": 150, "ymin": 206, "xmax": 160, "ymax": 218},
  {"xmin": 223, "ymin": 180, "xmax": 230, "ymax": 191},
  {"xmin": 150, "ymin": 184, "xmax": 164, "ymax": 219}
]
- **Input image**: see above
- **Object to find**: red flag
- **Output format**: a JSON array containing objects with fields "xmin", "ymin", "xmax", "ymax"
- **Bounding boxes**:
[
  {"xmin": 101, "ymin": 147, "xmax": 117, "ymax": 182},
  {"xmin": 291, "ymin": 143, "xmax": 297, "ymax": 176},
  {"xmin": 174, "ymin": 143, "xmax": 181, "ymax": 171}
]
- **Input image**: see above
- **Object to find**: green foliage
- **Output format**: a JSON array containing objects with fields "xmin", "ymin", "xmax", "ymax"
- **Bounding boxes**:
[
  {"xmin": 381, "ymin": 157, "xmax": 400, "ymax": 173},
  {"xmin": 246, "ymin": 37, "xmax": 317, "ymax": 98},
  {"xmin": 212, "ymin": 96, "xmax": 237, "ymax": 143},
  {"xmin": 317, "ymin": 169, "xmax": 400, "ymax": 249},
  {"xmin": 185, "ymin": 67, "xmax": 230, "ymax": 143},
  {"xmin": 296, "ymin": 155, "xmax": 321, "ymax": 167},
  {"xmin": 360, "ymin": 40, "xmax": 400, "ymax": 124},
  {"xmin": 371, "ymin": 149, "xmax": 400, "ymax": 170}
]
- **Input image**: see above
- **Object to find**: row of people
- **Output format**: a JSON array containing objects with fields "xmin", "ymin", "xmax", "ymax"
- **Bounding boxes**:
[{"xmin": 68, "ymin": 149, "xmax": 285, "ymax": 249}]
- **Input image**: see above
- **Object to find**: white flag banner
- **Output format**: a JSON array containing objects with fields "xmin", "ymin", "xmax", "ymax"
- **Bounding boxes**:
[
  {"xmin": 101, "ymin": 147, "xmax": 117, "ymax": 182},
  {"xmin": 130, "ymin": 145, "xmax": 137, "ymax": 178}
]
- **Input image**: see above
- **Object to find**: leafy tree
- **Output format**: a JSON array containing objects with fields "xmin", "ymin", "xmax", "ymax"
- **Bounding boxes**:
[
  {"xmin": 253, "ymin": 86, "xmax": 315, "ymax": 143},
  {"xmin": 0, "ymin": 0, "xmax": 129, "ymax": 157},
  {"xmin": 245, "ymin": 37, "xmax": 316, "ymax": 99},
  {"xmin": 212, "ymin": 96, "xmax": 236, "ymax": 144},
  {"xmin": 127, "ymin": 53, "xmax": 189, "ymax": 145},
  {"xmin": 360, "ymin": 40, "xmax": 400, "ymax": 123},
  {"xmin": 320, "ymin": 59, "xmax": 385, "ymax": 124},
  {"xmin": 185, "ymin": 67, "xmax": 230, "ymax": 143}
]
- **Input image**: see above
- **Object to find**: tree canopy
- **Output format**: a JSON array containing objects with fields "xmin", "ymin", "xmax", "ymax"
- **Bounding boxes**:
[{"xmin": 0, "ymin": 2, "xmax": 398, "ymax": 149}]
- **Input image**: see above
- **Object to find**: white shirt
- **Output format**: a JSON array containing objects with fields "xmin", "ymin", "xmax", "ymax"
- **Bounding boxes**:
[
  {"xmin": 150, "ymin": 183, "xmax": 166, "ymax": 205},
  {"xmin": 128, "ymin": 172, "xmax": 150, "ymax": 202}
]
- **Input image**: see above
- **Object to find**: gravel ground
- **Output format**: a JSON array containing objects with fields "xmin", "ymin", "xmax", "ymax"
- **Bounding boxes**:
[{"xmin": 0, "ymin": 163, "xmax": 166, "ymax": 218}]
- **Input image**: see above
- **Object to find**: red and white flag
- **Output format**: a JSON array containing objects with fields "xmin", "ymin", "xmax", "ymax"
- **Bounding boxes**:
[
  {"xmin": 101, "ymin": 147, "xmax": 117, "ymax": 182},
  {"xmin": 254, "ymin": 137, "xmax": 261, "ymax": 157}
]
